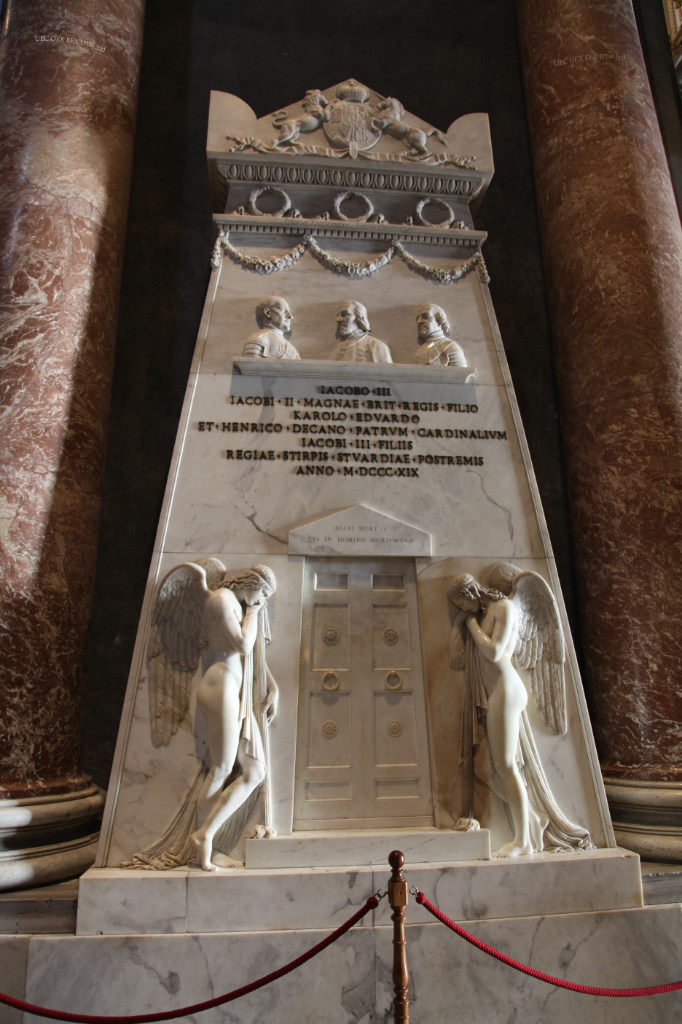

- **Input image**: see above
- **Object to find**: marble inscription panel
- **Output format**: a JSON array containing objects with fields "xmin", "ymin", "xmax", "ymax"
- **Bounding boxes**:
[{"xmin": 165, "ymin": 371, "xmax": 542, "ymax": 560}]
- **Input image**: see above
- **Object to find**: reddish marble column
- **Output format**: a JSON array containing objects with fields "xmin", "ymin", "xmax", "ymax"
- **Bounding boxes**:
[
  {"xmin": 0, "ymin": 1, "xmax": 144, "ymax": 888},
  {"xmin": 516, "ymin": 0, "xmax": 682, "ymax": 857}
]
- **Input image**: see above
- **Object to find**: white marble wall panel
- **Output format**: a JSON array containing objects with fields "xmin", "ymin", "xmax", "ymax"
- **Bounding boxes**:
[
  {"xmin": 373, "ymin": 905, "xmax": 682, "ymax": 1023},
  {"xmin": 23, "ymin": 927, "xmax": 377, "ymax": 1024},
  {"xmin": 0, "ymin": 936, "xmax": 29, "ymax": 1024},
  {"xmin": 161, "ymin": 373, "xmax": 543, "ymax": 560},
  {"xmin": 20, "ymin": 903, "xmax": 682, "ymax": 1023}
]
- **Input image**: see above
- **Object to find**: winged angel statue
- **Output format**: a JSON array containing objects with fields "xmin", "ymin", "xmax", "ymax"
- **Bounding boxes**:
[
  {"xmin": 448, "ymin": 562, "xmax": 594, "ymax": 858},
  {"xmin": 127, "ymin": 560, "xmax": 279, "ymax": 871}
]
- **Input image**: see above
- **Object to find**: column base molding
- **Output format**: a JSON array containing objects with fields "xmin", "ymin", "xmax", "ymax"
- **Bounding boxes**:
[
  {"xmin": 0, "ymin": 784, "xmax": 105, "ymax": 892},
  {"xmin": 605, "ymin": 778, "xmax": 682, "ymax": 862}
]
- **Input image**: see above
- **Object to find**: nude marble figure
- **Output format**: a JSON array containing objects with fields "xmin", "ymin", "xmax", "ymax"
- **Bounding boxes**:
[
  {"xmin": 448, "ymin": 564, "xmax": 593, "ymax": 858},
  {"xmin": 129, "ymin": 561, "xmax": 278, "ymax": 871}
]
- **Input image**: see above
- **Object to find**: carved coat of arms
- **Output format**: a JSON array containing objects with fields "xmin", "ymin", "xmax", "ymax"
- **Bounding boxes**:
[
  {"xmin": 225, "ymin": 79, "xmax": 471, "ymax": 166},
  {"xmin": 322, "ymin": 80, "xmax": 381, "ymax": 157}
]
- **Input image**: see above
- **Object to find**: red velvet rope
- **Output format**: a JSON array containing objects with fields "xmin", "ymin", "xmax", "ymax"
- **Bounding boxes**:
[
  {"xmin": 0, "ymin": 896, "xmax": 378, "ymax": 1023},
  {"xmin": 415, "ymin": 891, "xmax": 682, "ymax": 997}
]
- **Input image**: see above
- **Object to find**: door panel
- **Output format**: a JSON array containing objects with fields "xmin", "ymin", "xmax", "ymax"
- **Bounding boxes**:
[
  {"xmin": 311, "ymin": 603, "xmax": 351, "ymax": 670},
  {"xmin": 294, "ymin": 557, "xmax": 433, "ymax": 830},
  {"xmin": 371, "ymin": 603, "xmax": 412, "ymax": 669},
  {"xmin": 373, "ymin": 692, "xmax": 419, "ymax": 766}
]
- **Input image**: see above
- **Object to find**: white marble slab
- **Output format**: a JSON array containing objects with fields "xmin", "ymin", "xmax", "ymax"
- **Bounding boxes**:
[
  {"xmin": 186, "ymin": 865, "xmax": 375, "ymax": 935},
  {"xmin": 0, "ymin": 936, "xmax": 29, "ymax": 1024},
  {"xmin": 22, "ymin": 902, "xmax": 682, "ymax": 1023},
  {"xmin": 234, "ymin": 357, "xmax": 475, "ymax": 384},
  {"xmin": 400, "ymin": 847, "xmax": 642, "ymax": 925},
  {"xmin": 24, "ymin": 926, "xmax": 377, "ymax": 1024},
  {"xmin": 373, "ymin": 905, "xmax": 682, "ymax": 1023},
  {"xmin": 245, "ymin": 828, "xmax": 490, "ymax": 868},
  {"xmin": 77, "ymin": 847, "xmax": 639, "ymax": 937},
  {"xmin": 77, "ymin": 869, "xmax": 188, "ymax": 936}
]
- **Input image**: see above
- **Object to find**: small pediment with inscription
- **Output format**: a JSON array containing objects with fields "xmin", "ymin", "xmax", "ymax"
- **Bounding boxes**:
[{"xmin": 288, "ymin": 503, "xmax": 431, "ymax": 556}]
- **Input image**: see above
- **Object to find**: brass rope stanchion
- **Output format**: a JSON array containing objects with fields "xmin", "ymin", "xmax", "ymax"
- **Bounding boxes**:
[{"xmin": 388, "ymin": 850, "xmax": 410, "ymax": 1023}]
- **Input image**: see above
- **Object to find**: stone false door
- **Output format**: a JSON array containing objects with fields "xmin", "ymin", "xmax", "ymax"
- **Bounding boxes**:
[{"xmin": 293, "ymin": 558, "xmax": 434, "ymax": 829}]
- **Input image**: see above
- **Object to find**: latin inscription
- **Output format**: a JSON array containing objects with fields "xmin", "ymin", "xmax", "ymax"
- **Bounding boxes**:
[{"xmin": 197, "ymin": 386, "xmax": 507, "ymax": 478}]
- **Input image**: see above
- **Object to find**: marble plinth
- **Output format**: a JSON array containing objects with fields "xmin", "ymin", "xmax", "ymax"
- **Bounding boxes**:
[
  {"xmin": 244, "ymin": 827, "xmax": 490, "ymax": 868},
  {"xmin": 76, "ymin": 848, "xmax": 641, "ymax": 937},
  {"xmin": 0, "ymin": 881, "xmax": 78, "ymax": 935},
  {"xmin": 13, "ymin": 902, "xmax": 682, "ymax": 1024}
]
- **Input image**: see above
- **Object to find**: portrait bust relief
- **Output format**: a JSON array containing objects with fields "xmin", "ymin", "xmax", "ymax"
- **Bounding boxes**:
[
  {"xmin": 242, "ymin": 296, "xmax": 300, "ymax": 360},
  {"xmin": 328, "ymin": 300, "xmax": 392, "ymax": 363},
  {"xmin": 411, "ymin": 304, "xmax": 466, "ymax": 367}
]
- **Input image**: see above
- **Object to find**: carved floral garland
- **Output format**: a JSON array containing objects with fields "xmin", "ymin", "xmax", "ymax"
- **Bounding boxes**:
[{"xmin": 212, "ymin": 231, "xmax": 489, "ymax": 284}]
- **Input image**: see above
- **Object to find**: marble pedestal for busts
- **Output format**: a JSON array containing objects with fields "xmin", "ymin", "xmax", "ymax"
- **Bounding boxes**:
[{"xmin": 14, "ymin": 82, "xmax": 682, "ymax": 1023}]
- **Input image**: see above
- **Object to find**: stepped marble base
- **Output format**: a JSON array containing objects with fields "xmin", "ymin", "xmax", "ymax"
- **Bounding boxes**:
[
  {"xmin": 6, "ymin": 850, "xmax": 679, "ymax": 1023},
  {"xmin": 75, "ymin": 847, "xmax": 642, "ymax": 936},
  {"xmin": 6, "ymin": 902, "xmax": 682, "ymax": 1024}
]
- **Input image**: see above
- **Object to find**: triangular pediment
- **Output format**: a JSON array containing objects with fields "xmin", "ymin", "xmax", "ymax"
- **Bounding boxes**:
[
  {"xmin": 207, "ymin": 79, "xmax": 492, "ymax": 171},
  {"xmin": 288, "ymin": 504, "xmax": 431, "ymax": 555}
]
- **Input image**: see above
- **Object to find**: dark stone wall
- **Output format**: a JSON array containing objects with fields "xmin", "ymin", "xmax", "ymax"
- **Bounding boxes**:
[{"xmin": 82, "ymin": 0, "xmax": 576, "ymax": 787}]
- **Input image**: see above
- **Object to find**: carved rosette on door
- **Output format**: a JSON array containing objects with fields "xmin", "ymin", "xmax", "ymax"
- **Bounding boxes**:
[{"xmin": 294, "ymin": 558, "xmax": 434, "ymax": 829}]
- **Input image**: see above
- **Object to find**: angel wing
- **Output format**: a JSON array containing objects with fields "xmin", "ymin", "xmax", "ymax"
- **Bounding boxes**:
[
  {"xmin": 147, "ymin": 558, "xmax": 226, "ymax": 747},
  {"xmin": 488, "ymin": 562, "xmax": 567, "ymax": 735}
]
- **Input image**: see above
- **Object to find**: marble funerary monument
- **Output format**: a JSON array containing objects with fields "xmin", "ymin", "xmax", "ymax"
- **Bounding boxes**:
[{"xmin": 20, "ymin": 81, "xmax": 682, "ymax": 1023}]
